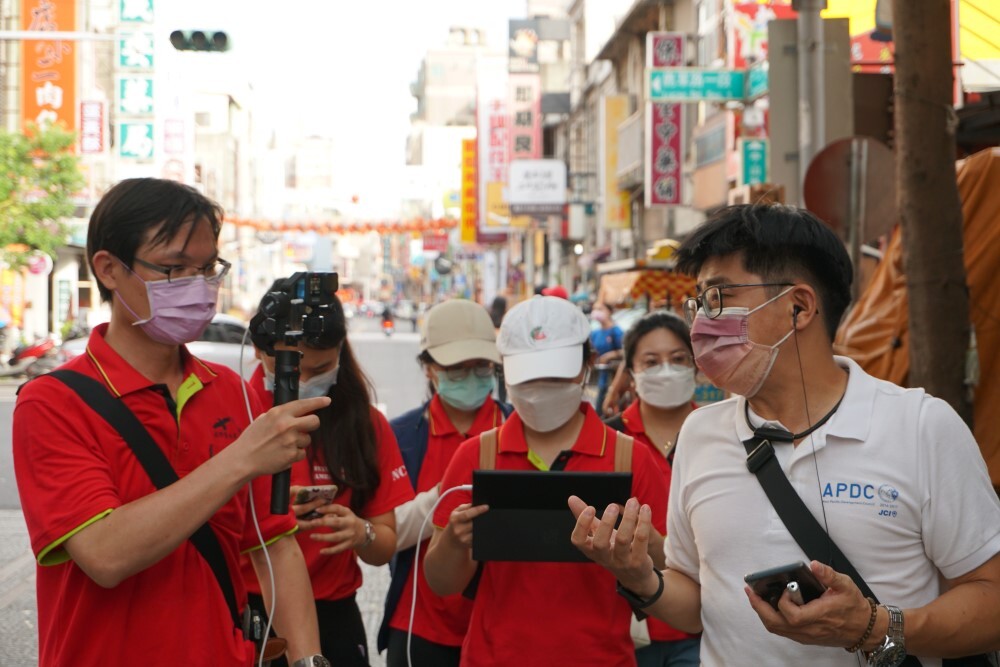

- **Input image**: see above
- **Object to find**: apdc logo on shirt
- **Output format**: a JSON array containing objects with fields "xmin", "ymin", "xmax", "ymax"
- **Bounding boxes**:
[{"xmin": 822, "ymin": 480, "xmax": 901, "ymax": 518}]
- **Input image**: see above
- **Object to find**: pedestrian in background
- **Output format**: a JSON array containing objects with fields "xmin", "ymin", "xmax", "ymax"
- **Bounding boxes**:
[
  {"xmin": 244, "ymin": 287, "xmax": 414, "ymax": 667},
  {"xmin": 424, "ymin": 296, "xmax": 668, "ymax": 667},
  {"xmin": 605, "ymin": 311, "xmax": 701, "ymax": 667},
  {"xmin": 13, "ymin": 178, "xmax": 326, "ymax": 666},
  {"xmin": 590, "ymin": 300, "xmax": 625, "ymax": 415},
  {"xmin": 379, "ymin": 299, "xmax": 511, "ymax": 667}
]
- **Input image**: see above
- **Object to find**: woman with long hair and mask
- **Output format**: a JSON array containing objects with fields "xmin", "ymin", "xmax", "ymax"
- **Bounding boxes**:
[
  {"xmin": 605, "ymin": 312, "xmax": 702, "ymax": 667},
  {"xmin": 378, "ymin": 299, "xmax": 510, "ymax": 667},
  {"xmin": 241, "ymin": 285, "xmax": 415, "ymax": 667},
  {"xmin": 423, "ymin": 296, "xmax": 669, "ymax": 667}
]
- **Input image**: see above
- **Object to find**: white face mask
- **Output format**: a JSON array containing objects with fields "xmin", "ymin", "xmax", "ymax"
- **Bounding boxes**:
[
  {"xmin": 506, "ymin": 379, "xmax": 584, "ymax": 433},
  {"xmin": 634, "ymin": 363, "xmax": 696, "ymax": 409},
  {"xmin": 264, "ymin": 364, "xmax": 339, "ymax": 399}
]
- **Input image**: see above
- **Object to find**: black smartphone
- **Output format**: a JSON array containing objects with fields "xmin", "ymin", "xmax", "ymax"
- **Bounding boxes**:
[{"xmin": 744, "ymin": 561, "xmax": 826, "ymax": 609}]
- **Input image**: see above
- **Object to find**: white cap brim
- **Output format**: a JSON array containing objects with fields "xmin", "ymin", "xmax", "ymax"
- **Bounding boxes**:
[{"xmin": 503, "ymin": 345, "xmax": 583, "ymax": 386}]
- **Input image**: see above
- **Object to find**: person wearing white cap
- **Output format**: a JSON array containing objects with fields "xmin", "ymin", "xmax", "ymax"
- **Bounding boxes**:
[
  {"xmin": 379, "ymin": 299, "xmax": 511, "ymax": 667},
  {"xmin": 423, "ymin": 296, "xmax": 669, "ymax": 667}
]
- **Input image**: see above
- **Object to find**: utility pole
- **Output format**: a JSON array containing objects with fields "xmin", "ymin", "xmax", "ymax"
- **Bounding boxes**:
[
  {"xmin": 892, "ymin": 0, "xmax": 971, "ymax": 423},
  {"xmin": 794, "ymin": 0, "xmax": 826, "ymax": 194}
]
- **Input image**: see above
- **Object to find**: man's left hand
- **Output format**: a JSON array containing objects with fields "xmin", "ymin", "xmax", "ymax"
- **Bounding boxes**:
[{"xmin": 745, "ymin": 561, "xmax": 876, "ymax": 648}]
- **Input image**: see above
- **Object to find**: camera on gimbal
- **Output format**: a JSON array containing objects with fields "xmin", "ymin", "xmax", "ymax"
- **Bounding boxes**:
[
  {"xmin": 249, "ymin": 272, "xmax": 339, "ymax": 354},
  {"xmin": 248, "ymin": 271, "xmax": 339, "ymax": 515}
]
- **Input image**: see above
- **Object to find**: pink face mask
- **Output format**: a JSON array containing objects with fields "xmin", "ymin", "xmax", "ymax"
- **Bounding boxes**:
[
  {"xmin": 116, "ymin": 261, "xmax": 220, "ymax": 345},
  {"xmin": 689, "ymin": 287, "xmax": 794, "ymax": 397}
]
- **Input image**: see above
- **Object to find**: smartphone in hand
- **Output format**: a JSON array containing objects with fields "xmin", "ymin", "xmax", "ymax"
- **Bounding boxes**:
[
  {"xmin": 744, "ymin": 561, "xmax": 826, "ymax": 609},
  {"xmin": 294, "ymin": 485, "xmax": 338, "ymax": 520}
]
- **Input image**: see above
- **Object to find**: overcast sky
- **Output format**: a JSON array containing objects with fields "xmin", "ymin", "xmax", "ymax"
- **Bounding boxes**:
[{"xmin": 225, "ymin": 0, "xmax": 529, "ymax": 215}]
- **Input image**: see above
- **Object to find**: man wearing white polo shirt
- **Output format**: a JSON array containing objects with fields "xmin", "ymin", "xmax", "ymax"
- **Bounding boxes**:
[{"xmin": 571, "ymin": 204, "xmax": 1000, "ymax": 667}]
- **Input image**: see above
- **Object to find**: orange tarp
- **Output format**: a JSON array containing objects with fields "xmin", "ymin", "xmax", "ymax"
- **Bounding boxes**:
[
  {"xmin": 834, "ymin": 147, "xmax": 1000, "ymax": 485},
  {"xmin": 599, "ymin": 270, "xmax": 696, "ymax": 310}
]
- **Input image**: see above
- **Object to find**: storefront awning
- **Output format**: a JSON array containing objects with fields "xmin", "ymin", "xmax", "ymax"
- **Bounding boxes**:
[{"xmin": 598, "ymin": 268, "xmax": 695, "ymax": 310}]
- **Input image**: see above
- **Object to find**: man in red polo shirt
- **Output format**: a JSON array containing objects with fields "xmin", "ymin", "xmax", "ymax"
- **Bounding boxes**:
[
  {"xmin": 423, "ymin": 296, "xmax": 668, "ymax": 666},
  {"xmin": 13, "ymin": 178, "xmax": 328, "ymax": 667}
]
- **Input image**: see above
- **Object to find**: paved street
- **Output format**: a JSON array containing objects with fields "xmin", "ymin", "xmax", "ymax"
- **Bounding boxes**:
[{"xmin": 0, "ymin": 316, "xmax": 424, "ymax": 665}]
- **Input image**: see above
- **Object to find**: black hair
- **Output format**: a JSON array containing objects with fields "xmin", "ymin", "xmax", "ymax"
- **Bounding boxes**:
[
  {"xmin": 623, "ymin": 311, "xmax": 693, "ymax": 371},
  {"xmin": 674, "ymin": 204, "xmax": 852, "ymax": 340},
  {"xmin": 489, "ymin": 296, "xmax": 507, "ymax": 329},
  {"xmin": 417, "ymin": 350, "xmax": 438, "ymax": 399},
  {"xmin": 87, "ymin": 178, "xmax": 224, "ymax": 302},
  {"xmin": 254, "ymin": 283, "xmax": 379, "ymax": 515}
]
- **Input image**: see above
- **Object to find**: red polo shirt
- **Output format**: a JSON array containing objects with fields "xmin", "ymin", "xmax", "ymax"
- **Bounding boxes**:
[
  {"xmin": 433, "ymin": 403, "xmax": 668, "ymax": 667},
  {"xmin": 13, "ymin": 324, "xmax": 296, "ymax": 667},
  {"xmin": 388, "ymin": 395, "xmax": 505, "ymax": 646},
  {"xmin": 242, "ymin": 365, "xmax": 414, "ymax": 601},
  {"xmin": 618, "ymin": 399, "xmax": 700, "ymax": 644}
]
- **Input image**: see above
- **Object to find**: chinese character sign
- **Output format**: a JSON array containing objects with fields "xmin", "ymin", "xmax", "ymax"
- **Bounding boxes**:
[
  {"xmin": 646, "ymin": 103, "xmax": 684, "ymax": 207},
  {"xmin": 601, "ymin": 95, "xmax": 631, "ymax": 230},
  {"xmin": 80, "ymin": 101, "xmax": 104, "ymax": 154},
  {"xmin": 461, "ymin": 138, "xmax": 478, "ymax": 244},
  {"xmin": 21, "ymin": 0, "xmax": 77, "ymax": 132},
  {"xmin": 647, "ymin": 32, "xmax": 685, "ymax": 68},
  {"xmin": 508, "ymin": 74, "xmax": 541, "ymax": 162},
  {"xmin": 119, "ymin": 0, "xmax": 153, "ymax": 23}
]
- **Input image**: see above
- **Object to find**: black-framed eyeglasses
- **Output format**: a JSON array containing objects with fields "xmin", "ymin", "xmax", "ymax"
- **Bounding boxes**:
[
  {"xmin": 437, "ymin": 362, "xmax": 495, "ymax": 382},
  {"xmin": 133, "ymin": 257, "xmax": 231, "ymax": 283},
  {"xmin": 683, "ymin": 283, "xmax": 794, "ymax": 324}
]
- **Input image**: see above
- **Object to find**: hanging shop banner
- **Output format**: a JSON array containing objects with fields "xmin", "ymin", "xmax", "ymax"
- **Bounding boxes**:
[
  {"xmin": 477, "ymin": 56, "xmax": 510, "ymax": 234},
  {"xmin": 509, "ymin": 159, "xmax": 566, "ymax": 215},
  {"xmin": 508, "ymin": 73, "xmax": 542, "ymax": 162},
  {"xmin": 21, "ymin": 0, "xmax": 77, "ymax": 132},
  {"xmin": 600, "ymin": 95, "xmax": 631, "ymax": 230},
  {"xmin": 460, "ymin": 138, "xmax": 478, "ymax": 244},
  {"xmin": 645, "ymin": 102, "xmax": 684, "ymax": 207},
  {"xmin": 79, "ymin": 100, "xmax": 105, "ymax": 154}
]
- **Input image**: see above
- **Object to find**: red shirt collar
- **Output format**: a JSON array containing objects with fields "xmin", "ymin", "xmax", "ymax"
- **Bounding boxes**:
[
  {"xmin": 429, "ymin": 394, "xmax": 503, "ymax": 437},
  {"xmin": 498, "ymin": 402, "xmax": 608, "ymax": 457},
  {"xmin": 620, "ymin": 399, "xmax": 645, "ymax": 437},
  {"xmin": 83, "ymin": 322, "xmax": 218, "ymax": 397}
]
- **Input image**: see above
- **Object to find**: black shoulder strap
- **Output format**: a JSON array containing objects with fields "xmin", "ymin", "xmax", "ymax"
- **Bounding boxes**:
[
  {"xmin": 48, "ymin": 370, "xmax": 241, "ymax": 628},
  {"xmin": 743, "ymin": 430, "xmax": 876, "ymax": 599},
  {"xmin": 744, "ymin": 430, "xmax": 924, "ymax": 667}
]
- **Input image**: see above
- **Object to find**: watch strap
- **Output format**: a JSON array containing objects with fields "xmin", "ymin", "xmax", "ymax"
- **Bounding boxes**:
[{"xmin": 616, "ymin": 568, "xmax": 664, "ymax": 620}]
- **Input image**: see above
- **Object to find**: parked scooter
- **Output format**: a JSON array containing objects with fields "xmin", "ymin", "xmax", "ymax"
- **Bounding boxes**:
[
  {"xmin": 0, "ymin": 334, "xmax": 58, "ymax": 378},
  {"xmin": 382, "ymin": 318, "xmax": 394, "ymax": 337}
]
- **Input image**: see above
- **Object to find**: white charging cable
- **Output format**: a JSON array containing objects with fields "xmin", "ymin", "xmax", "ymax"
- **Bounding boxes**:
[
  {"xmin": 235, "ymin": 327, "xmax": 277, "ymax": 667},
  {"xmin": 407, "ymin": 483, "xmax": 474, "ymax": 667}
]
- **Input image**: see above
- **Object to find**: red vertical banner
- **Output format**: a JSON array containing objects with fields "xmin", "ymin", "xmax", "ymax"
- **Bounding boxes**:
[
  {"xmin": 647, "ymin": 32, "xmax": 685, "ymax": 68},
  {"xmin": 508, "ymin": 74, "xmax": 541, "ymax": 161},
  {"xmin": 645, "ymin": 103, "xmax": 684, "ymax": 207},
  {"xmin": 21, "ymin": 0, "xmax": 77, "ymax": 132}
]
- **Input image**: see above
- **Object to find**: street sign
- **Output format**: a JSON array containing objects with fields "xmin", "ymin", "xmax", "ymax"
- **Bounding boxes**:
[
  {"xmin": 741, "ymin": 138, "xmax": 768, "ymax": 185},
  {"xmin": 119, "ymin": 0, "xmax": 154, "ymax": 23},
  {"xmin": 647, "ymin": 68, "xmax": 746, "ymax": 102},
  {"xmin": 746, "ymin": 62, "xmax": 769, "ymax": 101}
]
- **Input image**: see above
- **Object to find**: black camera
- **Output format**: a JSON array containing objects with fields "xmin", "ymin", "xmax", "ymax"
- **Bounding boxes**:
[
  {"xmin": 249, "ymin": 272, "xmax": 338, "ymax": 514},
  {"xmin": 250, "ymin": 272, "xmax": 339, "ymax": 354}
]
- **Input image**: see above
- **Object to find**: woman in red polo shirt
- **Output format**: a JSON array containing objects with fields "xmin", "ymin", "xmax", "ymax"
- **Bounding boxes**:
[
  {"xmin": 242, "ymin": 289, "xmax": 414, "ymax": 667},
  {"xmin": 605, "ymin": 311, "xmax": 701, "ymax": 667}
]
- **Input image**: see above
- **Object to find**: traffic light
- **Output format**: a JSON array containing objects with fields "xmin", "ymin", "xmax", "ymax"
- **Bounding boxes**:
[{"xmin": 169, "ymin": 30, "xmax": 229, "ymax": 52}]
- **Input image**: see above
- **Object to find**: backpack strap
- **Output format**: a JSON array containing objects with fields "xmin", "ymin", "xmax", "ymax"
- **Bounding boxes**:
[
  {"xmin": 479, "ymin": 427, "xmax": 498, "ymax": 471},
  {"xmin": 614, "ymin": 431, "xmax": 634, "ymax": 473}
]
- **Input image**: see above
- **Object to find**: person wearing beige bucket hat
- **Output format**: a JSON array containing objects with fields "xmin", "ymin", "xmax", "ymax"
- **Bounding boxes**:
[
  {"xmin": 380, "ymin": 299, "xmax": 512, "ymax": 667},
  {"xmin": 423, "ymin": 296, "xmax": 669, "ymax": 666}
]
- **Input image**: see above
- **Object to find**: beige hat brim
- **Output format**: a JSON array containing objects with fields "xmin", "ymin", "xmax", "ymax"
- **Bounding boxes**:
[
  {"xmin": 503, "ymin": 345, "xmax": 583, "ymax": 386},
  {"xmin": 426, "ymin": 338, "xmax": 502, "ymax": 366}
]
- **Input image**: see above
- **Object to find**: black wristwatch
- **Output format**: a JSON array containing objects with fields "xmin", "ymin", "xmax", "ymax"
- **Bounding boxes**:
[
  {"xmin": 291, "ymin": 656, "xmax": 331, "ymax": 667},
  {"xmin": 615, "ymin": 568, "xmax": 665, "ymax": 620}
]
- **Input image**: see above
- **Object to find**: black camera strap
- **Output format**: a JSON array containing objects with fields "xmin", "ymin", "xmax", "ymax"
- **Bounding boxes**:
[
  {"xmin": 743, "ymin": 426, "xmax": 921, "ymax": 667},
  {"xmin": 48, "ymin": 370, "xmax": 241, "ymax": 629}
]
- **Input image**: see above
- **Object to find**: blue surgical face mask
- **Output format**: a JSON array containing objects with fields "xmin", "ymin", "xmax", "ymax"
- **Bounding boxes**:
[
  {"xmin": 436, "ymin": 372, "xmax": 495, "ymax": 412},
  {"xmin": 263, "ymin": 364, "xmax": 339, "ymax": 399}
]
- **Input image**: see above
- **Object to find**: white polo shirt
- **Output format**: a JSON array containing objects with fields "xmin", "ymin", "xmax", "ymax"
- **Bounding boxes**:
[{"xmin": 665, "ymin": 356, "xmax": 1000, "ymax": 667}]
